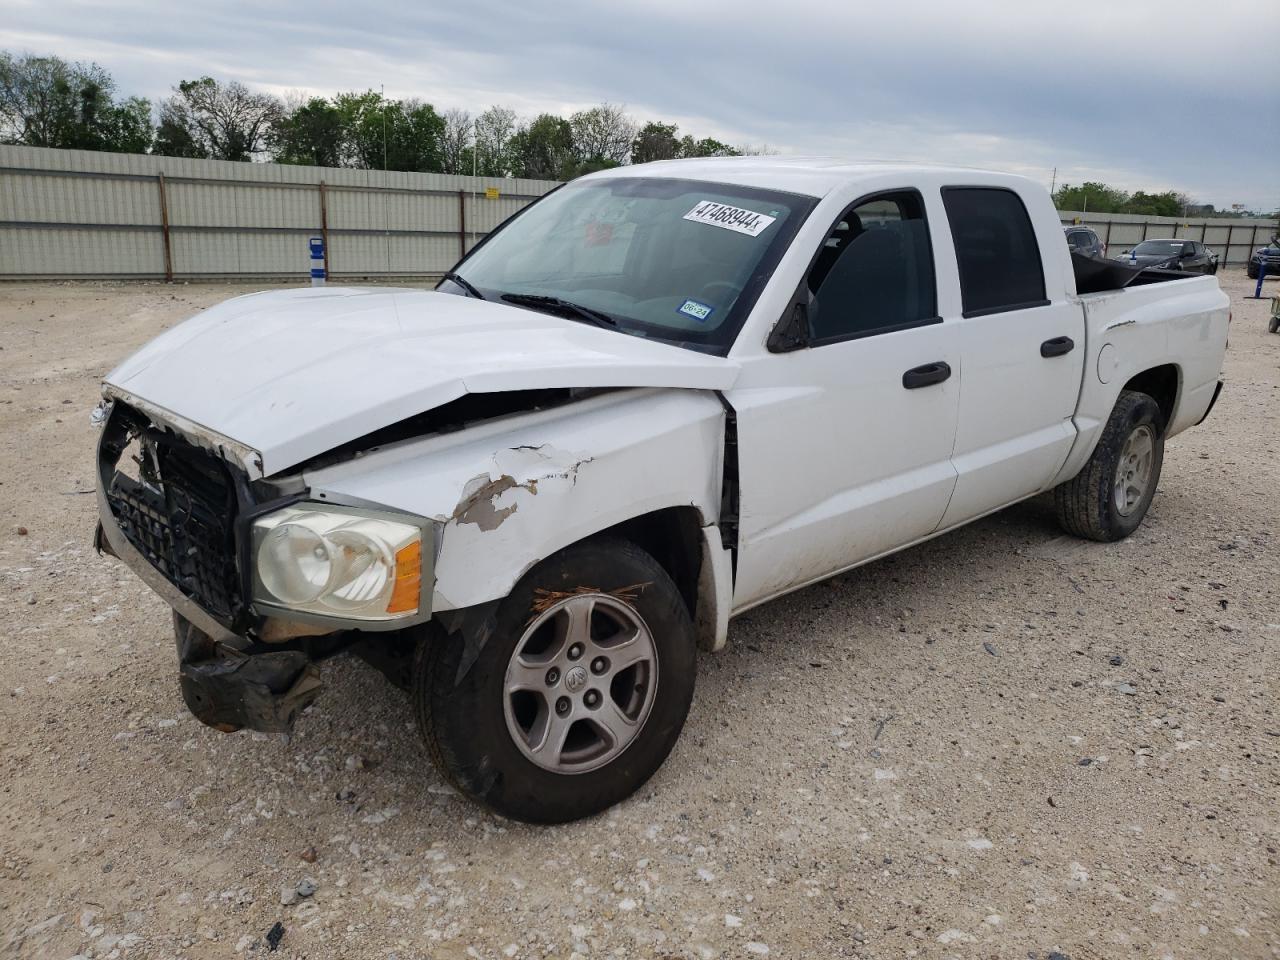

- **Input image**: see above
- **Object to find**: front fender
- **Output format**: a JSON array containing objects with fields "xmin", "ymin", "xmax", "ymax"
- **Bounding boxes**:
[{"xmin": 302, "ymin": 388, "xmax": 726, "ymax": 611}]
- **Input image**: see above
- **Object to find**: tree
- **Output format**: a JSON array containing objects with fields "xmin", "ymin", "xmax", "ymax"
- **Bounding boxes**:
[
  {"xmin": 153, "ymin": 105, "xmax": 207, "ymax": 158},
  {"xmin": 1126, "ymin": 190, "xmax": 1183, "ymax": 218},
  {"xmin": 569, "ymin": 103, "xmax": 635, "ymax": 166},
  {"xmin": 336, "ymin": 92, "xmax": 445, "ymax": 172},
  {"xmin": 1053, "ymin": 181, "xmax": 1129, "ymax": 213},
  {"xmin": 0, "ymin": 52, "xmax": 152, "ymax": 152},
  {"xmin": 440, "ymin": 107, "xmax": 471, "ymax": 175},
  {"xmin": 1052, "ymin": 181, "xmax": 1196, "ymax": 218},
  {"xmin": 156, "ymin": 77, "xmax": 281, "ymax": 161},
  {"xmin": 679, "ymin": 135, "xmax": 739, "ymax": 158},
  {"xmin": 473, "ymin": 105, "xmax": 517, "ymax": 176},
  {"xmin": 631, "ymin": 121, "xmax": 681, "ymax": 164},
  {"xmin": 509, "ymin": 113, "xmax": 575, "ymax": 179},
  {"xmin": 270, "ymin": 96, "xmax": 344, "ymax": 167},
  {"xmin": 105, "ymin": 97, "xmax": 154, "ymax": 153}
]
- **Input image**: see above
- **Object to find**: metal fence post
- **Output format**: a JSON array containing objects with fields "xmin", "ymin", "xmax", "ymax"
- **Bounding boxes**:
[
  {"xmin": 319, "ymin": 180, "xmax": 330, "ymax": 279},
  {"xmin": 156, "ymin": 173, "xmax": 173, "ymax": 282}
]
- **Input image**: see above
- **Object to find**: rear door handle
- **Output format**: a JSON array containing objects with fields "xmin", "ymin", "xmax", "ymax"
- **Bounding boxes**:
[
  {"xmin": 1040, "ymin": 336, "xmax": 1075, "ymax": 358},
  {"xmin": 902, "ymin": 361, "xmax": 952, "ymax": 389}
]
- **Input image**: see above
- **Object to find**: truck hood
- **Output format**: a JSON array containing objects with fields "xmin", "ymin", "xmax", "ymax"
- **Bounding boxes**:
[{"xmin": 105, "ymin": 287, "xmax": 740, "ymax": 477}]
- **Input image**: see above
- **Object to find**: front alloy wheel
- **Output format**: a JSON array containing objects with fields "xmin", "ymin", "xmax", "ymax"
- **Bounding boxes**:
[
  {"xmin": 503, "ymin": 592, "xmax": 658, "ymax": 774},
  {"xmin": 413, "ymin": 537, "xmax": 696, "ymax": 823}
]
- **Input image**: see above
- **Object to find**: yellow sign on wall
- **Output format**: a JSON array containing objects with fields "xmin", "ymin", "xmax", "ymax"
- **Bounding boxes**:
[{"xmin": 485, "ymin": 187, "xmax": 500, "ymax": 200}]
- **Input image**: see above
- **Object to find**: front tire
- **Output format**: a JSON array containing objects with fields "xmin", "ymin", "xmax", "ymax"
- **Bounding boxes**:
[
  {"xmin": 1055, "ymin": 390, "xmax": 1165, "ymax": 542},
  {"xmin": 413, "ymin": 537, "xmax": 696, "ymax": 823}
]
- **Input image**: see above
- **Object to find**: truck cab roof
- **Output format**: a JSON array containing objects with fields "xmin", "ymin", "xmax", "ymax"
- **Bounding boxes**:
[{"xmin": 580, "ymin": 156, "xmax": 1033, "ymax": 199}]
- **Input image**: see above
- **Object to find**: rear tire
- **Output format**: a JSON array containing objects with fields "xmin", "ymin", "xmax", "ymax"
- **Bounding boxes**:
[
  {"xmin": 413, "ymin": 537, "xmax": 696, "ymax": 823},
  {"xmin": 1055, "ymin": 390, "xmax": 1165, "ymax": 542},
  {"xmin": 1269, "ymin": 316, "xmax": 1280, "ymax": 334}
]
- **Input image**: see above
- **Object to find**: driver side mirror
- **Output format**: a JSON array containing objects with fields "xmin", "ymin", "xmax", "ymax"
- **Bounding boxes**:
[{"xmin": 767, "ymin": 288, "xmax": 815, "ymax": 353}]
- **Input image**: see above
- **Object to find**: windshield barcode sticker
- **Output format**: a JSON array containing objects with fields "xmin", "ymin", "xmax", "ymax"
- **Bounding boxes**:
[{"xmin": 683, "ymin": 201, "xmax": 776, "ymax": 237}]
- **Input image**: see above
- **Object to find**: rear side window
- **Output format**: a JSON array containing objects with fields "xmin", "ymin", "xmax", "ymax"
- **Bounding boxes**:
[{"xmin": 942, "ymin": 187, "xmax": 1048, "ymax": 317}]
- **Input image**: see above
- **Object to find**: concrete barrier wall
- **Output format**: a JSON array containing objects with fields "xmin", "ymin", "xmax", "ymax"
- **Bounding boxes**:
[
  {"xmin": 3, "ymin": 146, "xmax": 1276, "ymax": 279},
  {"xmin": 1058, "ymin": 209, "xmax": 1278, "ymax": 267},
  {"xmin": 0, "ymin": 145, "xmax": 560, "ymax": 280}
]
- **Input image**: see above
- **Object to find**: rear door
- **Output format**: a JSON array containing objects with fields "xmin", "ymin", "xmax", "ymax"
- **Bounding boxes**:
[
  {"xmin": 728, "ymin": 189, "xmax": 961, "ymax": 608},
  {"xmin": 937, "ymin": 186, "xmax": 1086, "ymax": 527}
]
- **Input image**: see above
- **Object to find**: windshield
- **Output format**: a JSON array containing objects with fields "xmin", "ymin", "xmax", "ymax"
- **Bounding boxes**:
[
  {"xmin": 442, "ymin": 177, "xmax": 816, "ymax": 354},
  {"xmin": 1132, "ymin": 240, "xmax": 1184, "ymax": 256}
]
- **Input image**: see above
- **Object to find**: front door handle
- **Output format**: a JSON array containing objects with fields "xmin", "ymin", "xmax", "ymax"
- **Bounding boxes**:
[
  {"xmin": 902, "ymin": 361, "xmax": 952, "ymax": 389},
  {"xmin": 1041, "ymin": 335, "xmax": 1075, "ymax": 358}
]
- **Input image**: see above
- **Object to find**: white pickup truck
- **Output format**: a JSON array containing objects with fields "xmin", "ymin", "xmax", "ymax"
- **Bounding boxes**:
[{"xmin": 94, "ymin": 158, "xmax": 1228, "ymax": 823}]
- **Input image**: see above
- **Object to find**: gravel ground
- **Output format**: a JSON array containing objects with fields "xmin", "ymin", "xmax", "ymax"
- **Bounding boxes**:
[{"xmin": 1, "ymin": 275, "xmax": 1277, "ymax": 960}]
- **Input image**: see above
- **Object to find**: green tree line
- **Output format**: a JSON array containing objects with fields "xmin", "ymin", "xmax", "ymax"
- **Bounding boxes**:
[
  {"xmin": 0, "ymin": 51, "xmax": 757, "ymax": 180},
  {"xmin": 1051, "ymin": 181, "xmax": 1270, "ymax": 218}
]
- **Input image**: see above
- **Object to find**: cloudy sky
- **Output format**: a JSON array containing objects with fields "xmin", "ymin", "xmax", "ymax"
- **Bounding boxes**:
[{"xmin": 4, "ymin": 0, "xmax": 1277, "ymax": 210}]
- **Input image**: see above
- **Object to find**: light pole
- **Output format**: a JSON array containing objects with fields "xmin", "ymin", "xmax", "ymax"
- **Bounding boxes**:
[{"xmin": 471, "ymin": 118, "xmax": 478, "ymax": 251}]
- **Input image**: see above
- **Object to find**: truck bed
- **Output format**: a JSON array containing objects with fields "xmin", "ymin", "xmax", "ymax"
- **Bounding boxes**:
[{"xmin": 1071, "ymin": 250, "xmax": 1195, "ymax": 294}]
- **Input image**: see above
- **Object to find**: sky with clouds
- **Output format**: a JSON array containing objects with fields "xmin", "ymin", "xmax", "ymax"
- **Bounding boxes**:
[{"xmin": 4, "ymin": 0, "xmax": 1277, "ymax": 210}]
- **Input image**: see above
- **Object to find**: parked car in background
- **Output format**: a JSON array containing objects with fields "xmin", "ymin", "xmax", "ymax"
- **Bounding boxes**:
[
  {"xmin": 1121, "ymin": 239, "xmax": 1218, "ymax": 275},
  {"xmin": 1246, "ymin": 242, "xmax": 1280, "ymax": 279},
  {"xmin": 1064, "ymin": 225, "xmax": 1105, "ymax": 258}
]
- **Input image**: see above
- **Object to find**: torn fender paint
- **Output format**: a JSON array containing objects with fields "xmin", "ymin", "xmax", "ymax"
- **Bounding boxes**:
[
  {"xmin": 451, "ymin": 444, "xmax": 593, "ymax": 531},
  {"xmin": 453, "ymin": 473, "xmax": 532, "ymax": 530}
]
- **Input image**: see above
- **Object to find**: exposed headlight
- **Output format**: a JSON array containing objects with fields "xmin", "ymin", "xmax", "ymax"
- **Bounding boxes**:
[{"xmin": 251, "ymin": 504, "xmax": 426, "ymax": 621}]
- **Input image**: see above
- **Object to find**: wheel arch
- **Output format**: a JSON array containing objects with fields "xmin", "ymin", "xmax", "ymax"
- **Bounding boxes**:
[
  {"xmin": 598, "ymin": 506, "xmax": 704, "ymax": 620},
  {"xmin": 1120, "ymin": 363, "xmax": 1181, "ymax": 430}
]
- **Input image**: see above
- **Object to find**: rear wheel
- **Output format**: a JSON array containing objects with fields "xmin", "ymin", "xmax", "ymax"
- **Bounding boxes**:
[
  {"xmin": 1055, "ymin": 390, "xmax": 1165, "ymax": 542},
  {"xmin": 413, "ymin": 537, "xmax": 696, "ymax": 823},
  {"xmin": 1269, "ymin": 315, "xmax": 1280, "ymax": 334}
]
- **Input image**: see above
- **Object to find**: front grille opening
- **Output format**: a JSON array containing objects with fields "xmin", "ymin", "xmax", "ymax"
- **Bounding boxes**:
[{"xmin": 102, "ymin": 404, "xmax": 245, "ymax": 624}]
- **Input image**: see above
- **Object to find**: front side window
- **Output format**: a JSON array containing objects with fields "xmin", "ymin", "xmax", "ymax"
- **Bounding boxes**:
[
  {"xmin": 442, "ymin": 177, "xmax": 815, "ymax": 354},
  {"xmin": 942, "ymin": 187, "xmax": 1048, "ymax": 317},
  {"xmin": 804, "ymin": 190, "xmax": 938, "ymax": 342}
]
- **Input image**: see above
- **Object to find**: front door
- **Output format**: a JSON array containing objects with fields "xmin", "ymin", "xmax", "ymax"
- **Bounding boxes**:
[{"xmin": 729, "ymin": 189, "xmax": 962, "ymax": 609}]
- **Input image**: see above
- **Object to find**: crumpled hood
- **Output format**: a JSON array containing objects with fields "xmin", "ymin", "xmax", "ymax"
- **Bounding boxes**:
[{"xmin": 105, "ymin": 286, "xmax": 739, "ymax": 476}]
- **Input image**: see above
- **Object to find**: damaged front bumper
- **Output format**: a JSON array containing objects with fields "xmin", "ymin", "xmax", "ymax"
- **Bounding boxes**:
[
  {"xmin": 94, "ymin": 400, "xmax": 432, "ymax": 733},
  {"xmin": 96, "ymin": 508, "xmax": 329, "ymax": 733}
]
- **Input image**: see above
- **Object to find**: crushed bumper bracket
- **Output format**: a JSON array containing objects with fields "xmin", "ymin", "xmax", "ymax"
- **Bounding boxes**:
[
  {"xmin": 174, "ymin": 612, "xmax": 325, "ymax": 733},
  {"xmin": 179, "ymin": 645, "xmax": 324, "ymax": 734}
]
